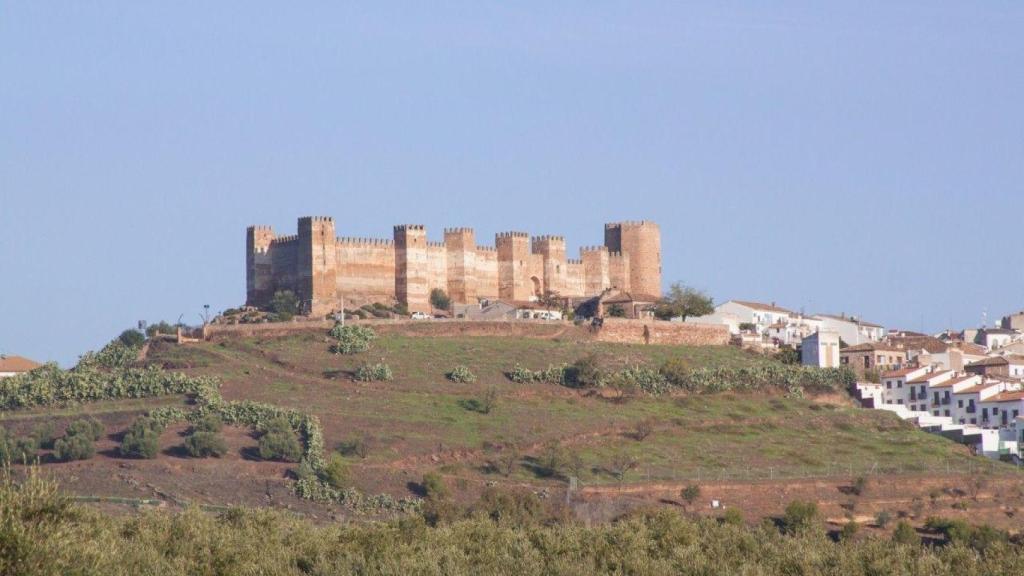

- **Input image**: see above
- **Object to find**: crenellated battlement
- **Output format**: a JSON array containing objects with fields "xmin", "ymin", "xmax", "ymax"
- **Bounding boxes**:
[
  {"xmin": 246, "ymin": 216, "xmax": 660, "ymax": 314},
  {"xmin": 605, "ymin": 220, "xmax": 657, "ymax": 229},
  {"xmin": 394, "ymin": 224, "xmax": 426, "ymax": 232},
  {"xmin": 337, "ymin": 237, "xmax": 394, "ymax": 246}
]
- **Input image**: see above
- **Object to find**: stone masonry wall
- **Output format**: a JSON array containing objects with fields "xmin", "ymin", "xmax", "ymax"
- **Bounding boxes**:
[
  {"xmin": 594, "ymin": 318, "xmax": 730, "ymax": 346},
  {"xmin": 204, "ymin": 318, "xmax": 729, "ymax": 347},
  {"xmin": 246, "ymin": 217, "xmax": 662, "ymax": 314}
]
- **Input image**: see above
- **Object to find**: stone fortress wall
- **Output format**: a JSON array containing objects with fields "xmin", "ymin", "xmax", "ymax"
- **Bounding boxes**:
[{"xmin": 246, "ymin": 217, "xmax": 662, "ymax": 315}]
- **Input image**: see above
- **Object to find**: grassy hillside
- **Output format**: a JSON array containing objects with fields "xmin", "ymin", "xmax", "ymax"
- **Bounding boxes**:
[{"xmin": 145, "ymin": 332, "xmax": 984, "ymax": 493}]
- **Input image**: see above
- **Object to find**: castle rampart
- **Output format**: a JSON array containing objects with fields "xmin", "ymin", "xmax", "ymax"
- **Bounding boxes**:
[{"xmin": 245, "ymin": 217, "xmax": 661, "ymax": 315}]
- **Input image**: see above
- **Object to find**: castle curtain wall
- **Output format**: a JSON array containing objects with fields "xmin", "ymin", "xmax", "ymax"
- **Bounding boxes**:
[
  {"xmin": 246, "ymin": 217, "xmax": 660, "ymax": 315},
  {"xmin": 336, "ymin": 239, "xmax": 396, "ymax": 306}
]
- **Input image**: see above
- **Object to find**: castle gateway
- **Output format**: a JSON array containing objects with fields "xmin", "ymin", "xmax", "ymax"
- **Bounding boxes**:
[{"xmin": 246, "ymin": 217, "xmax": 661, "ymax": 315}]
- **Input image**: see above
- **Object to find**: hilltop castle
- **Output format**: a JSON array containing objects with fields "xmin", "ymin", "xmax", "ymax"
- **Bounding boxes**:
[{"xmin": 246, "ymin": 217, "xmax": 661, "ymax": 315}]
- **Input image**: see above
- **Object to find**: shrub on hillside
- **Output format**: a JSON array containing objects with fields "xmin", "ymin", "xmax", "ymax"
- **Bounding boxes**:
[
  {"xmin": 505, "ymin": 364, "xmax": 568, "ymax": 385},
  {"xmin": 0, "ymin": 427, "xmax": 40, "ymax": 464},
  {"xmin": 117, "ymin": 329, "xmax": 146, "ymax": 348},
  {"xmin": 31, "ymin": 421, "xmax": 57, "ymax": 449},
  {"xmin": 119, "ymin": 417, "xmax": 164, "ymax": 459},
  {"xmin": 258, "ymin": 418, "xmax": 302, "ymax": 462},
  {"xmin": 66, "ymin": 417, "xmax": 104, "ymax": 441},
  {"xmin": 354, "ymin": 362, "xmax": 393, "ymax": 382},
  {"xmin": 447, "ymin": 365, "xmax": 476, "ymax": 384},
  {"xmin": 269, "ymin": 290, "xmax": 300, "ymax": 321},
  {"xmin": 329, "ymin": 324, "xmax": 377, "ymax": 354},
  {"xmin": 564, "ymin": 355, "xmax": 603, "ymax": 389},
  {"xmin": 892, "ymin": 521, "xmax": 921, "ymax": 546},
  {"xmin": 321, "ymin": 453, "xmax": 349, "ymax": 489},
  {"xmin": 184, "ymin": 431, "xmax": 227, "ymax": 458},
  {"xmin": 54, "ymin": 434, "xmax": 95, "ymax": 462},
  {"xmin": 609, "ymin": 365, "xmax": 668, "ymax": 396},
  {"xmin": 781, "ymin": 500, "xmax": 820, "ymax": 534},
  {"xmin": 659, "ymin": 363, "xmax": 855, "ymax": 395},
  {"xmin": 420, "ymin": 472, "xmax": 449, "ymax": 501},
  {"xmin": 193, "ymin": 413, "xmax": 223, "ymax": 433}
]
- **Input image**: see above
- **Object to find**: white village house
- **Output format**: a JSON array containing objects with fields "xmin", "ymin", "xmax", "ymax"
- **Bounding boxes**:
[{"xmin": 801, "ymin": 330, "xmax": 840, "ymax": 368}]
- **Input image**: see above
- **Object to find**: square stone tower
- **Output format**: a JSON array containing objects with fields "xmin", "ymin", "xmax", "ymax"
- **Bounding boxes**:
[
  {"xmin": 395, "ymin": 224, "xmax": 430, "ymax": 313},
  {"xmin": 246, "ymin": 225, "xmax": 276, "ymax": 308},
  {"xmin": 298, "ymin": 216, "xmax": 338, "ymax": 316},
  {"xmin": 496, "ymin": 232, "xmax": 532, "ymax": 301},
  {"xmin": 531, "ymin": 235, "xmax": 566, "ymax": 296},
  {"xmin": 444, "ymin": 228, "xmax": 476, "ymax": 303}
]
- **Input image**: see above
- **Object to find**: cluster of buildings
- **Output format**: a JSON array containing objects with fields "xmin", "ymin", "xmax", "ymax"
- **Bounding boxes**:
[{"xmin": 691, "ymin": 300, "xmax": 1024, "ymax": 459}]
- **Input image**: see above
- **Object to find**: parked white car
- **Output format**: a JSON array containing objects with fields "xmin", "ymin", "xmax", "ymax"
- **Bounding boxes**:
[{"xmin": 410, "ymin": 312, "xmax": 431, "ymax": 320}]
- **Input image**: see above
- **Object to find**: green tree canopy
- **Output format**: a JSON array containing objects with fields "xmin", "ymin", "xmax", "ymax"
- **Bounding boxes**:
[
  {"xmin": 270, "ymin": 290, "xmax": 300, "ymax": 320},
  {"xmin": 429, "ymin": 288, "xmax": 451, "ymax": 312},
  {"xmin": 653, "ymin": 283, "xmax": 714, "ymax": 321}
]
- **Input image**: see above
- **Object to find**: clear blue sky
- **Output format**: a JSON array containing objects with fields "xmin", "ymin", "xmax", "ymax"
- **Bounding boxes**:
[{"xmin": 2, "ymin": 2, "xmax": 1022, "ymax": 365}]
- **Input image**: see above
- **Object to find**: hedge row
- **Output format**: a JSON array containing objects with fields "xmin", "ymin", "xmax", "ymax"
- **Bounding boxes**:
[
  {"xmin": 506, "ymin": 359, "xmax": 855, "ymax": 397},
  {"xmin": 0, "ymin": 343, "xmax": 214, "ymax": 410}
]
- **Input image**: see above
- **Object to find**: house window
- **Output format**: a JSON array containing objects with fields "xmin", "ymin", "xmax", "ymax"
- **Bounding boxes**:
[
  {"xmin": 897, "ymin": 399, "xmax": 903, "ymax": 405},
  {"xmin": 1014, "ymin": 410, "xmax": 1020, "ymax": 418},
  {"xmin": 993, "ymin": 407, "xmax": 999, "ymax": 414},
  {"xmin": 933, "ymin": 411, "xmax": 939, "ymax": 416},
  {"xmin": 970, "ymin": 418, "xmax": 976, "ymax": 424},
  {"xmin": 897, "ymin": 381, "xmax": 903, "ymax": 388},
  {"xmin": 958, "ymin": 400, "xmax": 964, "ymax": 408},
  {"xmin": 886, "ymin": 381, "xmax": 892, "ymax": 389},
  {"xmin": 944, "ymin": 410, "xmax": 950, "ymax": 416}
]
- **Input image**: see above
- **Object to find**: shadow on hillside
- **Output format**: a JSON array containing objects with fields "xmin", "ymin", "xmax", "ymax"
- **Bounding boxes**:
[{"xmin": 323, "ymin": 369, "xmax": 357, "ymax": 381}]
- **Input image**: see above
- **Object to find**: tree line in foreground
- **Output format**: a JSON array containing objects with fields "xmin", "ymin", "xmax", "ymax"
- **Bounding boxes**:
[{"xmin": 3, "ymin": 470, "xmax": 1023, "ymax": 576}]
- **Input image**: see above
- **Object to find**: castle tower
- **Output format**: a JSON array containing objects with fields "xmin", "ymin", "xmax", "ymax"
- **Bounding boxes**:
[
  {"xmin": 581, "ymin": 246, "xmax": 610, "ymax": 295},
  {"xmin": 531, "ymin": 235, "xmax": 566, "ymax": 296},
  {"xmin": 608, "ymin": 251, "xmax": 631, "ymax": 292},
  {"xmin": 395, "ymin": 225, "xmax": 430, "ymax": 313},
  {"xmin": 297, "ymin": 216, "xmax": 338, "ymax": 316},
  {"xmin": 604, "ymin": 221, "xmax": 661, "ymax": 296},
  {"xmin": 496, "ymin": 232, "xmax": 531, "ymax": 301},
  {"xmin": 246, "ymin": 225, "xmax": 276, "ymax": 308},
  {"xmin": 444, "ymin": 228, "xmax": 476, "ymax": 304}
]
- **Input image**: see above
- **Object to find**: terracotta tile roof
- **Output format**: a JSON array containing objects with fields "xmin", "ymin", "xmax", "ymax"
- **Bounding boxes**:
[
  {"xmin": 843, "ymin": 343, "xmax": 904, "ymax": 353},
  {"xmin": 955, "ymin": 383, "xmax": 1001, "ymax": 395},
  {"xmin": 0, "ymin": 355, "xmax": 42, "ymax": 373},
  {"xmin": 888, "ymin": 335, "xmax": 948, "ymax": 354},
  {"xmin": 930, "ymin": 375, "xmax": 979, "ymax": 389},
  {"xmin": 989, "ymin": 391, "xmax": 1024, "ymax": 402},
  {"xmin": 731, "ymin": 300, "xmax": 795, "ymax": 314},
  {"xmin": 909, "ymin": 370, "xmax": 954, "ymax": 384},
  {"xmin": 967, "ymin": 356, "xmax": 1009, "ymax": 368},
  {"xmin": 816, "ymin": 314, "xmax": 883, "ymax": 328},
  {"xmin": 601, "ymin": 292, "xmax": 661, "ymax": 304},
  {"xmin": 951, "ymin": 342, "xmax": 988, "ymax": 356},
  {"xmin": 881, "ymin": 367, "xmax": 926, "ymax": 378}
]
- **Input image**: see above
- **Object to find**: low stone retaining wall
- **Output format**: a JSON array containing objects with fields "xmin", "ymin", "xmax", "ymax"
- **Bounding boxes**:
[
  {"xmin": 202, "ymin": 317, "xmax": 729, "ymax": 347},
  {"xmin": 594, "ymin": 318, "xmax": 730, "ymax": 346}
]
